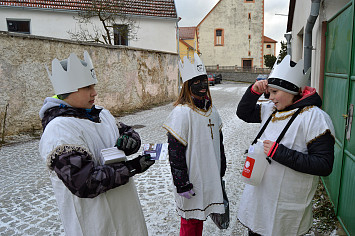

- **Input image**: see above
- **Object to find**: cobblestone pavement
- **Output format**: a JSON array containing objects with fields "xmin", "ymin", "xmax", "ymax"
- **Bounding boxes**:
[{"xmin": 0, "ymin": 82, "xmax": 340, "ymax": 236}]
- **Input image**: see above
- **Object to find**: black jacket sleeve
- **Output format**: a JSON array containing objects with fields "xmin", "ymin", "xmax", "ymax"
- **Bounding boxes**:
[
  {"xmin": 118, "ymin": 122, "xmax": 141, "ymax": 156},
  {"xmin": 220, "ymin": 131, "xmax": 227, "ymax": 178},
  {"xmin": 50, "ymin": 147, "xmax": 131, "ymax": 198},
  {"xmin": 167, "ymin": 133, "xmax": 193, "ymax": 193},
  {"xmin": 271, "ymin": 130, "xmax": 335, "ymax": 176},
  {"xmin": 236, "ymin": 84, "xmax": 262, "ymax": 123}
]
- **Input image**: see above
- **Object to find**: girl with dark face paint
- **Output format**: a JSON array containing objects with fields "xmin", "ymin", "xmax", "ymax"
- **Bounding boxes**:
[
  {"xmin": 163, "ymin": 53, "xmax": 227, "ymax": 236},
  {"xmin": 174, "ymin": 74, "xmax": 211, "ymax": 109},
  {"xmin": 188, "ymin": 75, "xmax": 209, "ymax": 99}
]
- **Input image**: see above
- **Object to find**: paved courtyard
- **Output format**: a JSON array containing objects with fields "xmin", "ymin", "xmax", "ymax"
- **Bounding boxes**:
[{"xmin": 0, "ymin": 81, "xmax": 342, "ymax": 235}]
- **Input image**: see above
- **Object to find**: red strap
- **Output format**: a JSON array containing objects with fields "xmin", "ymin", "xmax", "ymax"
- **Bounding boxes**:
[
  {"xmin": 267, "ymin": 142, "xmax": 278, "ymax": 158},
  {"xmin": 251, "ymin": 85, "xmax": 262, "ymax": 95}
]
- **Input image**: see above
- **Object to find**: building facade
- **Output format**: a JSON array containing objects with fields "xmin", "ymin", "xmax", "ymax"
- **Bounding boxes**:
[
  {"xmin": 287, "ymin": 1, "xmax": 354, "ymax": 235},
  {"xmin": 197, "ymin": 0, "xmax": 271, "ymax": 68},
  {"xmin": 0, "ymin": 0, "xmax": 178, "ymax": 53},
  {"xmin": 263, "ymin": 35, "xmax": 277, "ymax": 57},
  {"xmin": 178, "ymin": 26, "xmax": 199, "ymax": 60}
]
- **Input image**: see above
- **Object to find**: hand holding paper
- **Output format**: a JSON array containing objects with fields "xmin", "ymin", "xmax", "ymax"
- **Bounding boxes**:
[{"xmin": 125, "ymin": 154, "xmax": 155, "ymax": 176}]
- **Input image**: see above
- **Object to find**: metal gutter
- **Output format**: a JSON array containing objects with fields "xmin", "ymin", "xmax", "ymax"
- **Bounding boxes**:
[
  {"xmin": 284, "ymin": 32, "xmax": 292, "ymax": 56},
  {"xmin": 176, "ymin": 15, "xmax": 181, "ymax": 93},
  {"xmin": 304, "ymin": 0, "xmax": 321, "ymax": 79}
]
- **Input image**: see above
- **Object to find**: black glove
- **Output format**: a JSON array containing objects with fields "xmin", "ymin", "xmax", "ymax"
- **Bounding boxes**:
[
  {"xmin": 116, "ymin": 135, "xmax": 138, "ymax": 151},
  {"xmin": 125, "ymin": 154, "xmax": 155, "ymax": 176}
]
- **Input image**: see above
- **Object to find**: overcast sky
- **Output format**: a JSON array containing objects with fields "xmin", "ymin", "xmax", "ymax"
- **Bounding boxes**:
[{"xmin": 175, "ymin": 0, "xmax": 290, "ymax": 54}]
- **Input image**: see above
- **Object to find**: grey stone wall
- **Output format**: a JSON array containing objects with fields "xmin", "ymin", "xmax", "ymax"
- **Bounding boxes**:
[
  {"xmin": 207, "ymin": 70, "xmax": 265, "ymax": 83},
  {"xmin": 0, "ymin": 31, "xmax": 179, "ymax": 136}
]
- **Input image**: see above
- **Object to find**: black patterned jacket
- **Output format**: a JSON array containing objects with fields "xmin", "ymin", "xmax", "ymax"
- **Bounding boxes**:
[{"xmin": 42, "ymin": 105, "xmax": 140, "ymax": 198}]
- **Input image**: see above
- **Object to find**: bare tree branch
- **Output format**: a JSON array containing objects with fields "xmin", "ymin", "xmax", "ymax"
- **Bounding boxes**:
[{"xmin": 67, "ymin": 0, "xmax": 139, "ymax": 45}]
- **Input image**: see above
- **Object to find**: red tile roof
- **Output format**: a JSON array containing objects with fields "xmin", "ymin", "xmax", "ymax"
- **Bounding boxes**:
[
  {"xmin": 179, "ymin": 27, "xmax": 196, "ymax": 40},
  {"xmin": 0, "ymin": 0, "xmax": 177, "ymax": 18},
  {"xmin": 263, "ymin": 35, "xmax": 277, "ymax": 43}
]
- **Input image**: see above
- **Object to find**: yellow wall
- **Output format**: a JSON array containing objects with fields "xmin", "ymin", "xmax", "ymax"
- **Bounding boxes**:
[
  {"xmin": 179, "ymin": 40, "xmax": 196, "ymax": 60},
  {"xmin": 178, "ymin": 29, "xmax": 198, "ymax": 60}
]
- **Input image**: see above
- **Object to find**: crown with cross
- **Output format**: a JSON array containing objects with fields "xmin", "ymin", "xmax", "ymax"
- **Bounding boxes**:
[
  {"xmin": 178, "ymin": 52, "xmax": 207, "ymax": 83},
  {"xmin": 46, "ymin": 51, "xmax": 98, "ymax": 95}
]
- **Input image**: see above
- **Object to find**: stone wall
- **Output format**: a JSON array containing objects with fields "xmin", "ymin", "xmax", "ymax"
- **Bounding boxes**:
[
  {"xmin": 0, "ymin": 31, "xmax": 179, "ymax": 136},
  {"xmin": 207, "ymin": 70, "xmax": 266, "ymax": 83}
]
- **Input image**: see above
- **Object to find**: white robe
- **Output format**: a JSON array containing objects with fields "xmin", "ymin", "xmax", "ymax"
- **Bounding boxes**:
[
  {"xmin": 39, "ymin": 107, "xmax": 148, "ymax": 236},
  {"xmin": 163, "ymin": 104, "xmax": 225, "ymax": 220},
  {"xmin": 237, "ymin": 101, "xmax": 335, "ymax": 236}
]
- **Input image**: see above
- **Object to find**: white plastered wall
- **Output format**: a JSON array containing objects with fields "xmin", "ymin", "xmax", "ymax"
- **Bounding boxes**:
[
  {"xmin": 290, "ymin": 0, "xmax": 350, "ymax": 91},
  {"xmin": 0, "ymin": 7, "xmax": 177, "ymax": 53}
]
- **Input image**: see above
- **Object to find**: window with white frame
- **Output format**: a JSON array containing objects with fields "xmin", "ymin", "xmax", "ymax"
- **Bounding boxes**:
[{"xmin": 215, "ymin": 29, "xmax": 224, "ymax": 46}]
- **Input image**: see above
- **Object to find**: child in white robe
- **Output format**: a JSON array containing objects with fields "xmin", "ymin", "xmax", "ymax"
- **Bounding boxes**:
[
  {"xmin": 163, "ymin": 53, "xmax": 227, "ymax": 236},
  {"xmin": 237, "ymin": 55, "xmax": 335, "ymax": 236},
  {"xmin": 39, "ymin": 51, "xmax": 154, "ymax": 236}
]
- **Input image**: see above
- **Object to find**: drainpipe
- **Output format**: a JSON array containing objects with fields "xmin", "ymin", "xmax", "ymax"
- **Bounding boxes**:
[
  {"xmin": 176, "ymin": 17, "xmax": 181, "ymax": 93},
  {"xmin": 284, "ymin": 32, "xmax": 292, "ymax": 56},
  {"xmin": 304, "ymin": 0, "xmax": 321, "ymax": 84}
]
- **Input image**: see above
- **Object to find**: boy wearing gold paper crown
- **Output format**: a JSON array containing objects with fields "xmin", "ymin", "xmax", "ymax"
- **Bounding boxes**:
[
  {"xmin": 39, "ymin": 51, "xmax": 154, "ymax": 236},
  {"xmin": 236, "ymin": 55, "xmax": 335, "ymax": 236},
  {"xmin": 163, "ymin": 53, "xmax": 227, "ymax": 235}
]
